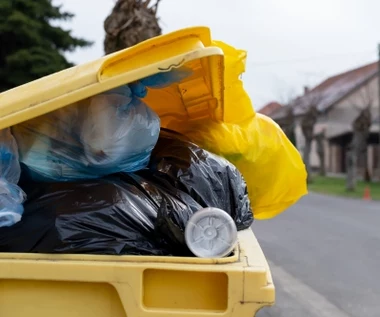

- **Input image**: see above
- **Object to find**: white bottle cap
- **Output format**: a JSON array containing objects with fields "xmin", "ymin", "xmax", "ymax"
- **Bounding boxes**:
[{"xmin": 185, "ymin": 207, "xmax": 238, "ymax": 258}]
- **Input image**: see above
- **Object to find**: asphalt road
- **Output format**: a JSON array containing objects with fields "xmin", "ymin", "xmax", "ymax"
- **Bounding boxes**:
[{"xmin": 254, "ymin": 193, "xmax": 380, "ymax": 317}]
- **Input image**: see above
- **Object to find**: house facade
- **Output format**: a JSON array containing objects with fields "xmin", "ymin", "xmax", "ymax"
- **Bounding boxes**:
[
  {"xmin": 258, "ymin": 101, "xmax": 282, "ymax": 116},
  {"xmin": 265, "ymin": 62, "xmax": 380, "ymax": 180}
]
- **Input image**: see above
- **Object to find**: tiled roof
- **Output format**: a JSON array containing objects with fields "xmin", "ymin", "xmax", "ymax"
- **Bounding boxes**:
[
  {"xmin": 257, "ymin": 101, "xmax": 282, "ymax": 116},
  {"xmin": 279, "ymin": 62, "xmax": 379, "ymax": 118},
  {"xmin": 270, "ymin": 104, "xmax": 292, "ymax": 120}
]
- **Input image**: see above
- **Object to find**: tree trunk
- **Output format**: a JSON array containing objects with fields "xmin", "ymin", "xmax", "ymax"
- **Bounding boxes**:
[
  {"xmin": 318, "ymin": 149, "xmax": 326, "ymax": 176},
  {"xmin": 315, "ymin": 132, "xmax": 326, "ymax": 176},
  {"xmin": 282, "ymin": 124, "xmax": 297, "ymax": 148},
  {"xmin": 346, "ymin": 107, "xmax": 371, "ymax": 191},
  {"xmin": 301, "ymin": 106, "xmax": 319, "ymax": 183},
  {"xmin": 363, "ymin": 147, "xmax": 371, "ymax": 182},
  {"xmin": 104, "ymin": 0, "xmax": 162, "ymax": 54},
  {"xmin": 303, "ymin": 138, "xmax": 313, "ymax": 183},
  {"xmin": 346, "ymin": 131, "xmax": 369, "ymax": 190},
  {"xmin": 280, "ymin": 106, "xmax": 297, "ymax": 147},
  {"xmin": 346, "ymin": 147, "xmax": 357, "ymax": 191}
]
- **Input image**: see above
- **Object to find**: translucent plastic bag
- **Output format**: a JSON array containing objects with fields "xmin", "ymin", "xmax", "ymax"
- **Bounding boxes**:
[
  {"xmin": 12, "ymin": 69, "xmax": 191, "ymax": 182},
  {"xmin": 0, "ymin": 128, "xmax": 26, "ymax": 227}
]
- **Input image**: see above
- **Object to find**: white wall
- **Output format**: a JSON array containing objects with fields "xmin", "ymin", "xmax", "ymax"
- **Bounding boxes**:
[
  {"xmin": 327, "ymin": 76, "xmax": 380, "ymax": 137},
  {"xmin": 294, "ymin": 118, "xmax": 325, "ymax": 169}
]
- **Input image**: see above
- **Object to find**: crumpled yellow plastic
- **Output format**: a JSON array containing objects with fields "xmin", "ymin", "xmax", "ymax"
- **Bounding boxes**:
[
  {"xmin": 171, "ymin": 114, "xmax": 307, "ymax": 219},
  {"xmin": 167, "ymin": 41, "xmax": 307, "ymax": 220},
  {"xmin": 212, "ymin": 40, "xmax": 255, "ymax": 124}
]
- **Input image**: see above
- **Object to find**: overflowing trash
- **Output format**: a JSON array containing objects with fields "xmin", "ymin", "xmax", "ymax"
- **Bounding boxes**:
[
  {"xmin": 0, "ymin": 68, "xmax": 255, "ymax": 258},
  {"xmin": 11, "ymin": 67, "xmax": 192, "ymax": 183},
  {"xmin": 0, "ymin": 175, "xmax": 193, "ymax": 255},
  {"xmin": 0, "ymin": 132, "xmax": 252, "ymax": 257},
  {"xmin": 165, "ymin": 40, "xmax": 308, "ymax": 220},
  {"xmin": 0, "ymin": 50, "xmax": 307, "ymax": 257},
  {"xmin": 147, "ymin": 129, "xmax": 253, "ymax": 230},
  {"xmin": 172, "ymin": 113, "xmax": 308, "ymax": 220}
]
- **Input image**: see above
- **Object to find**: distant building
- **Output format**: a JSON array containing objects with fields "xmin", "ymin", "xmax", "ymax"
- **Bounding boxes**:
[
  {"xmin": 267, "ymin": 62, "xmax": 380, "ymax": 180},
  {"xmin": 258, "ymin": 101, "xmax": 282, "ymax": 116}
]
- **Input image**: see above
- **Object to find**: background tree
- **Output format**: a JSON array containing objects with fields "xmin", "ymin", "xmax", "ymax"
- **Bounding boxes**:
[
  {"xmin": 0, "ymin": 0, "xmax": 92, "ymax": 92},
  {"xmin": 104, "ymin": 0, "xmax": 162, "ymax": 54},
  {"xmin": 296, "ymin": 90, "xmax": 324, "ymax": 183},
  {"xmin": 276, "ymin": 86, "xmax": 324, "ymax": 182},
  {"xmin": 346, "ymin": 107, "xmax": 372, "ymax": 190},
  {"xmin": 300, "ymin": 104, "xmax": 319, "ymax": 183},
  {"xmin": 315, "ymin": 129, "xmax": 326, "ymax": 176},
  {"xmin": 275, "ymin": 87, "xmax": 297, "ymax": 147},
  {"xmin": 345, "ymin": 83, "xmax": 374, "ymax": 191},
  {"xmin": 281, "ymin": 106, "xmax": 297, "ymax": 147}
]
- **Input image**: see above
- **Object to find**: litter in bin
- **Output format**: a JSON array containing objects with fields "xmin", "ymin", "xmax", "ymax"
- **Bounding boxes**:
[
  {"xmin": 12, "ymin": 86, "xmax": 159, "ymax": 182},
  {"xmin": 0, "ymin": 66, "xmax": 252, "ymax": 257},
  {"xmin": 146, "ymin": 129, "xmax": 254, "ymax": 230},
  {"xmin": 0, "ymin": 128, "xmax": 26, "ymax": 228},
  {"xmin": 169, "ymin": 114, "xmax": 308, "ymax": 220},
  {"xmin": 0, "ymin": 172, "xmax": 203, "ymax": 256},
  {"xmin": 185, "ymin": 207, "xmax": 238, "ymax": 258},
  {"xmin": 11, "ymin": 68, "xmax": 192, "ymax": 182},
  {"xmin": 0, "ymin": 164, "xmax": 246, "ymax": 257}
]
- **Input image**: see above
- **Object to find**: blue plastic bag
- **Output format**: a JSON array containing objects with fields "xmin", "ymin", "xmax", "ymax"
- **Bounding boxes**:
[
  {"xmin": 12, "ymin": 68, "xmax": 191, "ymax": 182},
  {"xmin": 12, "ymin": 86, "xmax": 160, "ymax": 181},
  {"xmin": 0, "ymin": 128, "xmax": 26, "ymax": 227}
]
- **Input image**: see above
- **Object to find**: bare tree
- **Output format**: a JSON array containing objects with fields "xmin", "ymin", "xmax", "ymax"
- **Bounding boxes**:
[
  {"xmin": 280, "ymin": 106, "xmax": 297, "ymax": 147},
  {"xmin": 104, "ymin": 0, "xmax": 162, "ymax": 54},
  {"xmin": 275, "ymin": 87, "xmax": 297, "ymax": 147},
  {"xmin": 300, "ymin": 105, "xmax": 319, "ymax": 183},
  {"xmin": 346, "ymin": 83, "xmax": 374, "ymax": 190},
  {"xmin": 298, "ymin": 91, "xmax": 323, "ymax": 183},
  {"xmin": 276, "ymin": 85, "xmax": 324, "ymax": 182},
  {"xmin": 315, "ymin": 129, "xmax": 326, "ymax": 176}
]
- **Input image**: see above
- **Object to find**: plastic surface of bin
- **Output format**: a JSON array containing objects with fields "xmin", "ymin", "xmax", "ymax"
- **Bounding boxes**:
[
  {"xmin": 0, "ymin": 229, "xmax": 274, "ymax": 317},
  {"xmin": 0, "ymin": 26, "xmax": 275, "ymax": 316},
  {"xmin": 0, "ymin": 27, "xmax": 225, "ymax": 130}
]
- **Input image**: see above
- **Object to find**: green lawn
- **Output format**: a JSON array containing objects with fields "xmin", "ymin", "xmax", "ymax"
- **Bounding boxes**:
[{"xmin": 308, "ymin": 176, "xmax": 380, "ymax": 200}]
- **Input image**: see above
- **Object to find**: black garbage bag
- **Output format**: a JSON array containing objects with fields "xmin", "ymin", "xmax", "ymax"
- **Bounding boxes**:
[
  {"xmin": 117, "ymin": 173, "xmax": 202, "ymax": 256},
  {"xmin": 146, "ymin": 129, "xmax": 254, "ymax": 230},
  {"xmin": 0, "ymin": 174, "xmax": 202, "ymax": 256},
  {"xmin": 0, "ymin": 178, "xmax": 163, "ymax": 255},
  {"xmin": 0, "ymin": 127, "xmax": 254, "ymax": 257}
]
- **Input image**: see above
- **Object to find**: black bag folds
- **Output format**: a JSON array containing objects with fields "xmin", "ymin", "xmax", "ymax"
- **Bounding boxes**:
[
  {"xmin": 0, "ymin": 130, "xmax": 253, "ymax": 256},
  {"xmin": 147, "ymin": 129, "xmax": 253, "ymax": 230},
  {"xmin": 0, "ymin": 174, "xmax": 201, "ymax": 255}
]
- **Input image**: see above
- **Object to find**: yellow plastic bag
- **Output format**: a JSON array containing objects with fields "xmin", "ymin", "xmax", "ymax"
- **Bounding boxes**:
[
  {"xmin": 212, "ymin": 40, "xmax": 255, "ymax": 124},
  {"xmin": 167, "ymin": 41, "xmax": 307, "ymax": 220},
  {"xmin": 170, "ymin": 114, "xmax": 307, "ymax": 219}
]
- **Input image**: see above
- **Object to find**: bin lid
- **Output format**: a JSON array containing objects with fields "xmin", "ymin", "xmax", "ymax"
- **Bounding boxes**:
[{"xmin": 0, "ymin": 27, "xmax": 224, "ymax": 130}]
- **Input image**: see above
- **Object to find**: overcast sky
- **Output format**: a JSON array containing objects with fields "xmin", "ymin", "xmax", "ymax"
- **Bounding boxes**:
[{"xmin": 58, "ymin": 0, "xmax": 380, "ymax": 110}]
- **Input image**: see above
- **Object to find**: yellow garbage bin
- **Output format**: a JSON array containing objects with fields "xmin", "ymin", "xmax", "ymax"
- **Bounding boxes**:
[{"xmin": 0, "ymin": 26, "xmax": 275, "ymax": 317}]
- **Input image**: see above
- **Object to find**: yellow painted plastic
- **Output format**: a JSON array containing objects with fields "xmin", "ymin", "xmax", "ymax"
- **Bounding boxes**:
[
  {"xmin": 0, "ymin": 26, "xmax": 274, "ymax": 317},
  {"xmin": 0, "ymin": 27, "xmax": 224, "ymax": 130},
  {"xmin": 0, "ymin": 229, "xmax": 274, "ymax": 317}
]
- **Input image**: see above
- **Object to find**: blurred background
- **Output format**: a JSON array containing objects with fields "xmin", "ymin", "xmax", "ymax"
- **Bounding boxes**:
[
  {"xmin": 1, "ymin": 0, "xmax": 379, "ymax": 316},
  {"xmin": 58, "ymin": 0, "xmax": 380, "ymax": 109}
]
